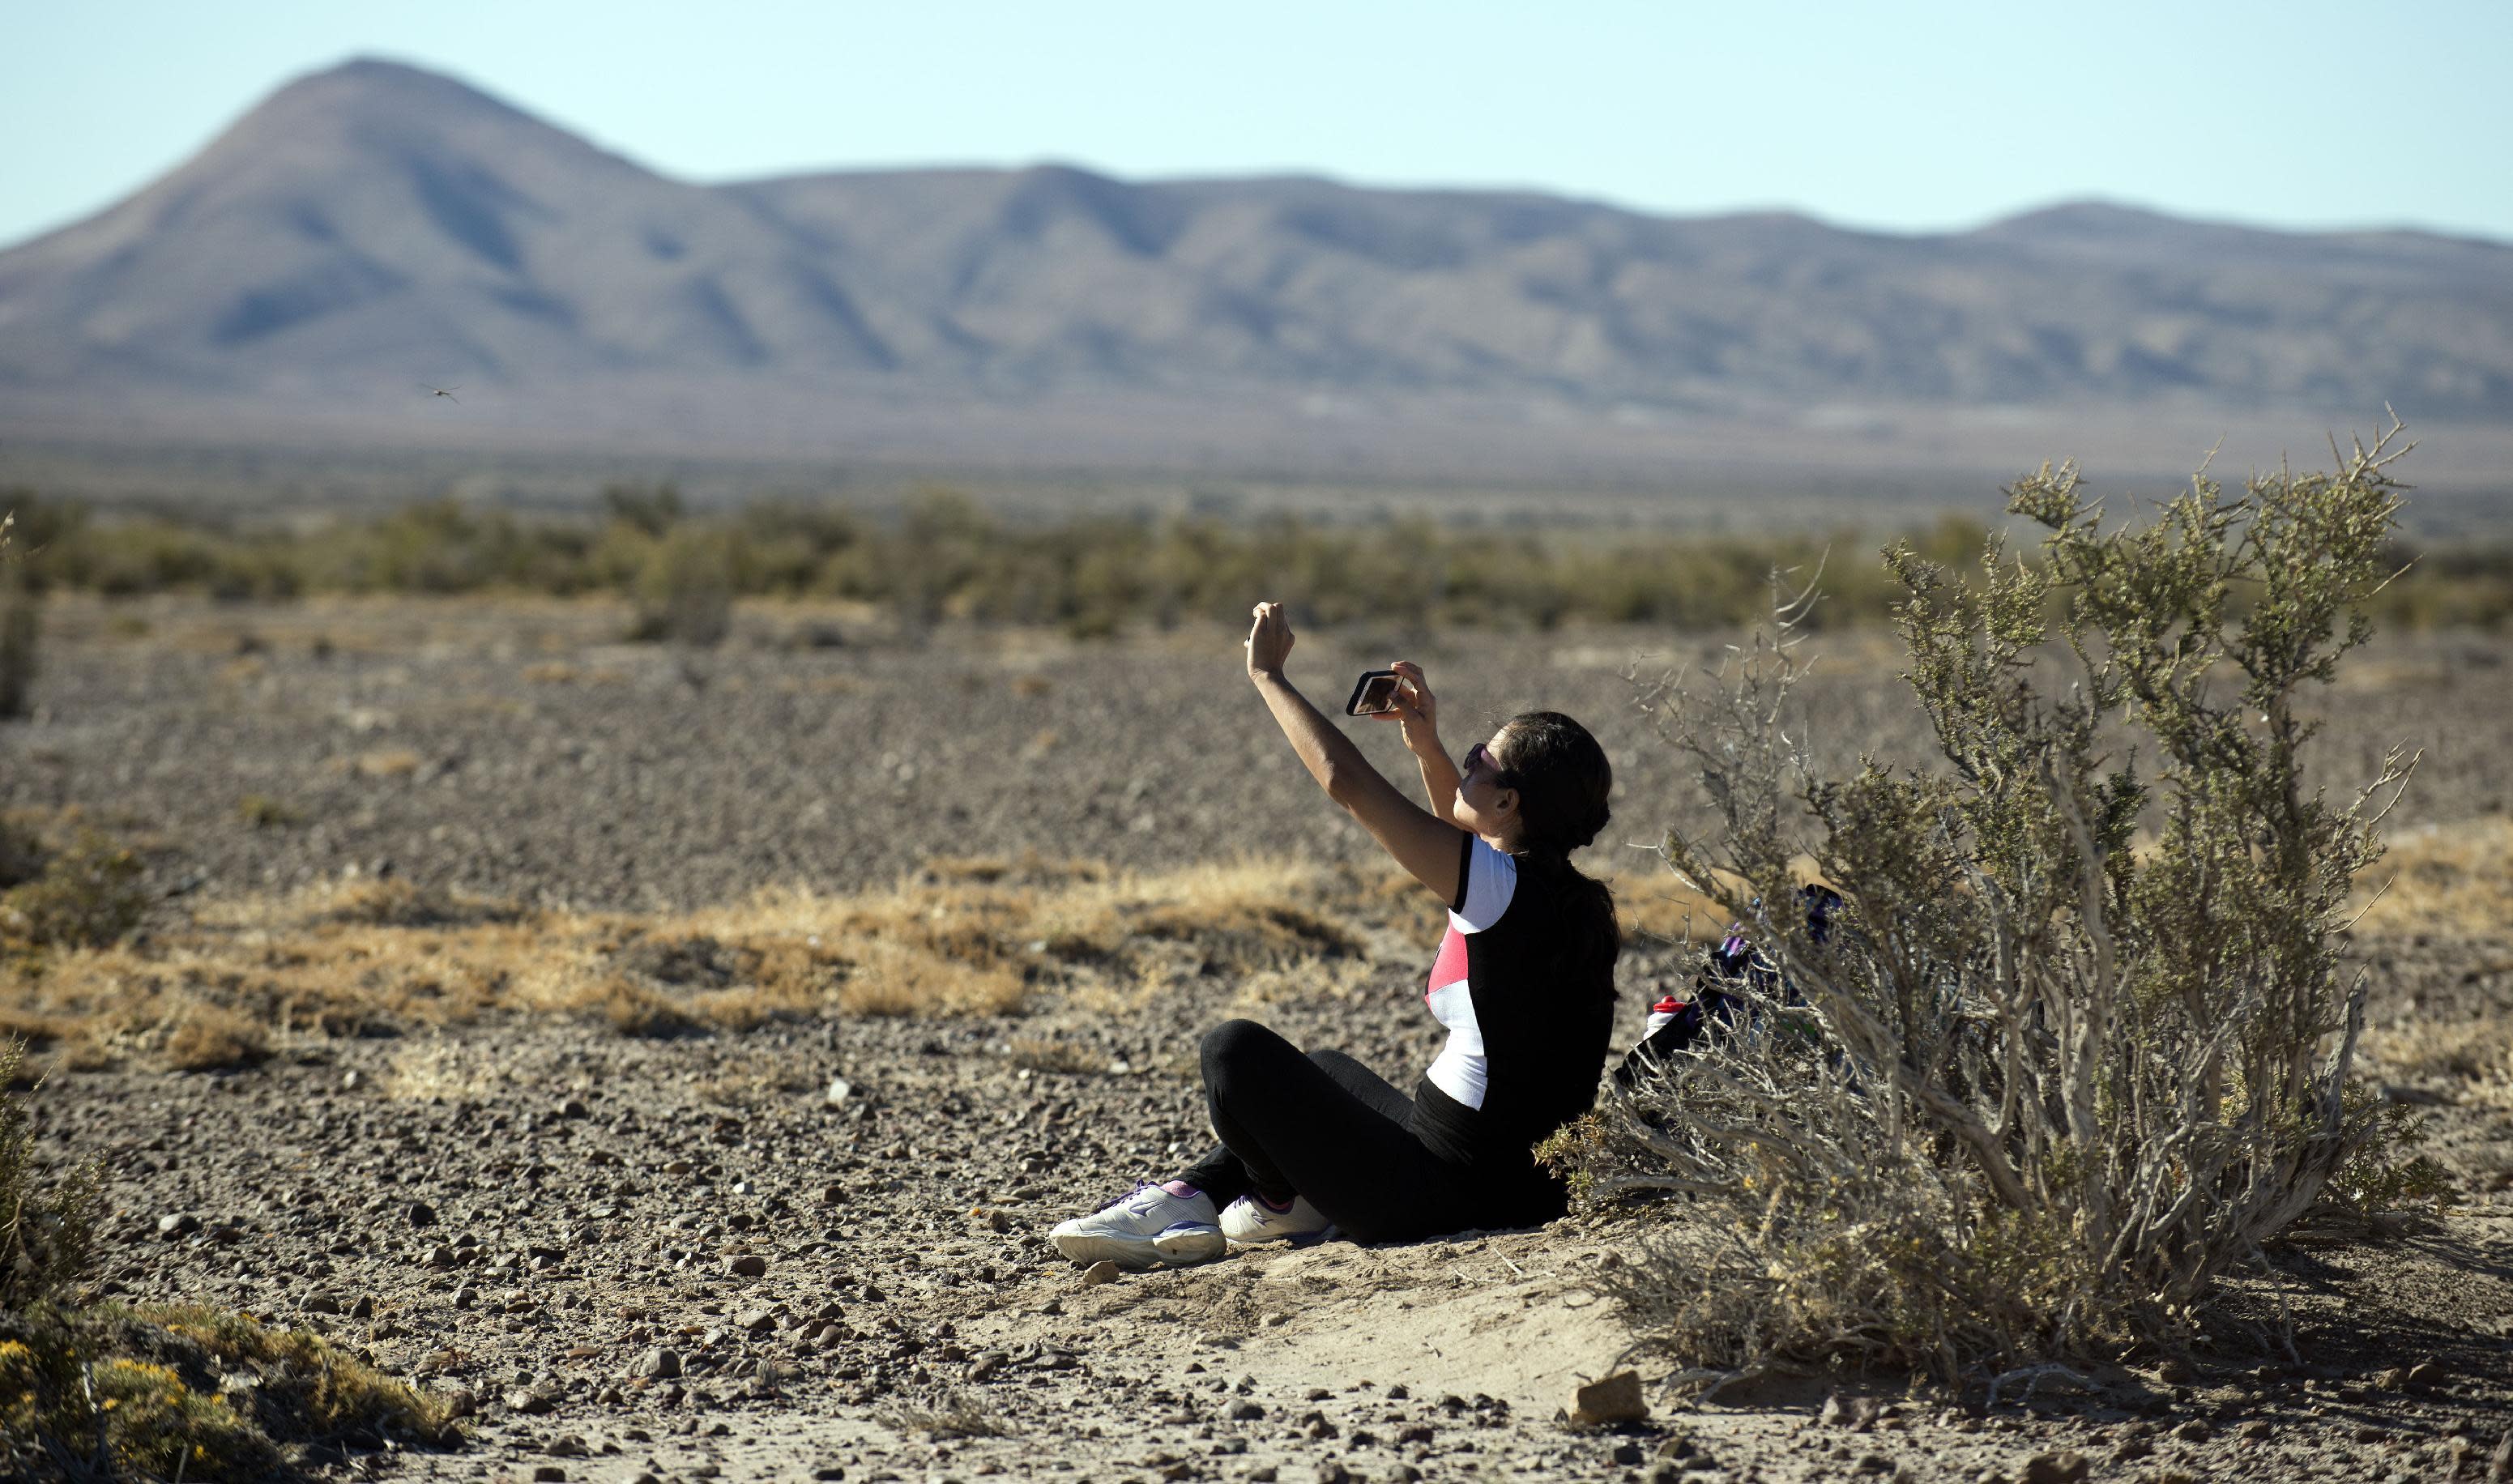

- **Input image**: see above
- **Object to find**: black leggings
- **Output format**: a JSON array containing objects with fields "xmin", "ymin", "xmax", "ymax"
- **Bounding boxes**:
[{"xmin": 1171, "ymin": 1018, "xmax": 1491, "ymax": 1246}]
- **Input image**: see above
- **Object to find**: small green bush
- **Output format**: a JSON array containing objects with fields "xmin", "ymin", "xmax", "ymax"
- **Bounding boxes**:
[{"xmin": 626, "ymin": 527, "xmax": 736, "ymax": 646}]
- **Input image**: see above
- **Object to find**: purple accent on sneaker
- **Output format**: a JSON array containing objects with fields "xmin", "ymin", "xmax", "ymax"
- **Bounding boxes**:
[{"xmin": 1161, "ymin": 1181, "xmax": 1201, "ymax": 1199}]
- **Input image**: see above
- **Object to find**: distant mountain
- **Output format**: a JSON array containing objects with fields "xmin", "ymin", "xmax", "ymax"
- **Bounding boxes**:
[{"xmin": 2, "ymin": 58, "xmax": 2507, "ymax": 484}]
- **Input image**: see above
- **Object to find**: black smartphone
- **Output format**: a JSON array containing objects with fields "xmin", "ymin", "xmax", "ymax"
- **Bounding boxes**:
[{"xmin": 1344, "ymin": 669, "xmax": 1402, "ymax": 717}]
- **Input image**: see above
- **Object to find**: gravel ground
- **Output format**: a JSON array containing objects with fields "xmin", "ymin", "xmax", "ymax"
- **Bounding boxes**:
[
  {"xmin": 6, "ymin": 595, "xmax": 2509, "ymax": 912},
  {"xmin": 9, "ymin": 596, "xmax": 2513, "ymax": 1482}
]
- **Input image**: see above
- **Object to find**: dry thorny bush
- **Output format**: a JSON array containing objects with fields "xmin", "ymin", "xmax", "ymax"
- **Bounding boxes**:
[{"xmin": 1554, "ymin": 419, "xmax": 2454, "ymax": 1385}]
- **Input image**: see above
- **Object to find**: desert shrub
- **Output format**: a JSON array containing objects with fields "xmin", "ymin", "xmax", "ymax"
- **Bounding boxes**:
[
  {"xmin": 238, "ymin": 793, "xmax": 302, "ymax": 829},
  {"xmin": 0, "ymin": 510, "xmax": 33, "ymax": 722},
  {"xmin": 2, "ymin": 1301, "xmax": 456, "ymax": 1482},
  {"xmin": 0, "ymin": 831, "xmax": 147, "ymax": 950},
  {"xmin": 626, "ymin": 526, "xmax": 736, "ymax": 646},
  {"xmin": 1571, "ymin": 420, "xmax": 2452, "ymax": 1380},
  {"xmin": 0, "ymin": 1042, "xmax": 102, "ymax": 1311}
]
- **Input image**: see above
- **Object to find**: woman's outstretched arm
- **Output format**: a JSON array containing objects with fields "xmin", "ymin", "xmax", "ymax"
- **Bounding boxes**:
[{"xmin": 1245, "ymin": 602, "xmax": 1462, "ymax": 905}]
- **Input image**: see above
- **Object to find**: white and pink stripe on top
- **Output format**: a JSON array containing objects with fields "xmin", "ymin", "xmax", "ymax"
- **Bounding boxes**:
[{"xmin": 1422, "ymin": 838, "xmax": 1519, "ymax": 1111}]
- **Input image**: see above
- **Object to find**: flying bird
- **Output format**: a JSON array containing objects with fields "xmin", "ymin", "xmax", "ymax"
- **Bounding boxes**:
[{"xmin": 427, "ymin": 386, "xmax": 460, "ymax": 403}]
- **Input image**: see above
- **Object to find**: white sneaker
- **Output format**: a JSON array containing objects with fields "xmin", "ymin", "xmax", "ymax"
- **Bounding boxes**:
[
  {"xmin": 1050, "ymin": 1184, "xmax": 1227, "ymax": 1268},
  {"xmin": 1219, "ymin": 1192, "xmax": 1332, "ymax": 1247}
]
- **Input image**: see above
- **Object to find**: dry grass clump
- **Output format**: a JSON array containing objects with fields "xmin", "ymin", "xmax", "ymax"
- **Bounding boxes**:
[
  {"xmin": 314, "ymin": 877, "xmax": 521, "ymax": 929},
  {"xmin": 2350, "ymin": 816, "xmax": 2513, "ymax": 937},
  {"xmin": 2362, "ymin": 1013, "xmax": 2513, "ymax": 1106},
  {"xmin": 2, "ymin": 853, "xmax": 1397, "ymax": 1059},
  {"xmin": 163, "ymin": 1004, "xmax": 272, "ymax": 1072},
  {"xmin": 348, "ymin": 748, "xmax": 424, "ymax": 779}
]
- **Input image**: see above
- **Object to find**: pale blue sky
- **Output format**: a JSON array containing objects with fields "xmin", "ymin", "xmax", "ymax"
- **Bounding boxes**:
[{"xmin": 5, "ymin": 0, "xmax": 2510, "ymax": 249}]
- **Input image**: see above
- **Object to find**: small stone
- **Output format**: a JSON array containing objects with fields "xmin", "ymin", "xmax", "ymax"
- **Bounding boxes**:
[
  {"xmin": 425, "ymin": 1243, "xmax": 460, "ymax": 1269},
  {"xmin": 2172, "ymin": 1419, "xmax": 2211, "ymax": 1443},
  {"xmin": 532, "ymin": 1469, "xmax": 567, "ymax": 1483},
  {"xmin": 157, "ymin": 1213, "xmax": 200, "ymax": 1239},
  {"xmin": 559, "ymin": 1097, "xmax": 589, "ymax": 1119},
  {"xmin": 2019, "ymin": 1452, "xmax": 2088, "ymax": 1484},
  {"xmin": 825, "ymin": 1076, "xmax": 852, "ymax": 1106},
  {"xmin": 738, "ymin": 1307, "xmax": 776, "ymax": 1334},
  {"xmin": 407, "ymin": 1201, "xmax": 438, "ymax": 1227},
  {"xmin": 2238, "ymin": 1419, "xmax": 2273, "ymax": 1441},
  {"xmin": 349, "ymin": 1294, "xmax": 374, "ymax": 1320},
  {"xmin": 547, "ymin": 1435, "xmax": 588, "ymax": 1457},
  {"xmin": 1232, "ymin": 1401, "xmax": 1266, "ymax": 1421},
  {"xmin": 2405, "ymin": 1360, "xmax": 2441, "ymax": 1388},
  {"xmin": 1081, "ymin": 1260, "xmax": 1121, "ymax": 1286},
  {"xmin": 433, "ymin": 1384, "xmax": 478, "ymax": 1418},
  {"xmin": 1853, "ymin": 1456, "xmax": 1894, "ymax": 1476},
  {"xmin": 506, "ymin": 1388, "xmax": 553, "ymax": 1415},
  {"xmin": 813, "ymin": 1469, "xmax": 847, "ymax": 1482},
  {"xmin": 2156, "ymin": 1358, "xmax": 2192, "ymax": 1384},
  {"xmin": 726, "ymin": 1254, "xmax": 768, "ymax": 1278},
  {"xmin": 1567, "ymin": 1369, "xmax": 1645, "ymax": 1426},
  {"xmin": 1820, "ymin": 1392, "xmax": 1883, "ymax": 1430},
  {"xmin": 302, "ymin": 1293, "xmax": 343, "ymax": 1315},
  {"xmin": 1611, "ymin": 1440, "xmax": 1645, "ymax": 1465},
  {"xmin": 635, "ymin": 1347, "xmax": 683, "ymax": 1380}
]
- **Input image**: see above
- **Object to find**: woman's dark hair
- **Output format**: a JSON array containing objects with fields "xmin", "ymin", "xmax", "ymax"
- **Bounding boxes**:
[{"xmin": 1495, "ymin": 711, "xmax": 1620, "ymax": 979}]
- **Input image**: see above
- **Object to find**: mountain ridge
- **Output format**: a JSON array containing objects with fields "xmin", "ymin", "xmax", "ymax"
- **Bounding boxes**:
[{"xmin": 2, "ymin": 56, "xmax": 2507, "ymax": 482}]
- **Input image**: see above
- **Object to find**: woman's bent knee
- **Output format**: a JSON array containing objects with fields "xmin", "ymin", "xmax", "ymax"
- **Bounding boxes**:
[{"xmin": 1201, "ymin": 1018, "xmax": 1290, "ymax": 1088}]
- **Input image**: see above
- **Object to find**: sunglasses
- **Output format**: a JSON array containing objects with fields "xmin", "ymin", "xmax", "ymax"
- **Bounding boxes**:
[{"xmin": 1462, "ymin": 741, "xmax": 1516, "ymax": 787}]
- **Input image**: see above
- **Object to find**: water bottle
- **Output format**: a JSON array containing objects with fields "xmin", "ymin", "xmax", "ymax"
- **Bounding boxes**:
[{"xmin": 1645, "ymin": 993, "xmax": 1683, "ymax": 1038}]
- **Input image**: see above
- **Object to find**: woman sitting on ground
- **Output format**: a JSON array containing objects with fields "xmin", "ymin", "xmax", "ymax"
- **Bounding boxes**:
[{"xmin": 1050, "ymin": 601, "xmax": 1619, "ymax": 1266}]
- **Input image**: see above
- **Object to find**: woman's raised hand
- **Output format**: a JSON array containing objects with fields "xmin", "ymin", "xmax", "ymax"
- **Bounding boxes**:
[
  {"xmin": 1376, "ymin": 659, "xmax": 1438, "ymax": 741},
  {"xmin": 1244, "ymin": 601, "xmax": 1295, "ymax": 680}
]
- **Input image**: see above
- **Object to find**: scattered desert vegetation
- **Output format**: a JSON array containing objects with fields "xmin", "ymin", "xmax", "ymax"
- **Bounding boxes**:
[
  {"xmin": 0, "ymin": 1040, "xmax": 454, "ymax": 1479},
  {"xmin": 9, "ymin": 483, "xmax": 2511, "ymax": 644},
  {"xmin": 1558, "ymin": 424, "xmax": 2459, "ymax": 1381}
]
